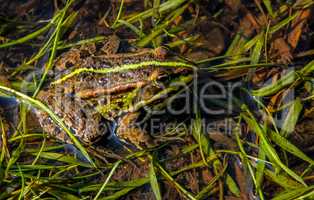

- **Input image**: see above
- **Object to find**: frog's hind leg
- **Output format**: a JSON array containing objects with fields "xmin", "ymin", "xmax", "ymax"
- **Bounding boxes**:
[{"xmin": 116, "ymin": 112, "xmax": 154, "ymax": 149}]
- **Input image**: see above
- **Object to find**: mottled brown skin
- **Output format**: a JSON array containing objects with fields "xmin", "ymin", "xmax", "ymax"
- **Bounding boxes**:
[
  {"xmin": 36, "ymin": 39, "xmax": 192, "ymax": 147},
  {"xmin": 36, "ymin": 88, "xmax": 107, "ymax": 144}
]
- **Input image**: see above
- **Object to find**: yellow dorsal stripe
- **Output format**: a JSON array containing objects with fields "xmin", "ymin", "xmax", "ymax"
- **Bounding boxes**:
[{"xmin": 52, "ymin": 61, "xmax": 194, "ymax": 85}]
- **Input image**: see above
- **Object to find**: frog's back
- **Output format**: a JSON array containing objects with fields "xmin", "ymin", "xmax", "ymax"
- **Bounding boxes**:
[
  {"xmin": 35, "ymin": 46, "xmax": 161, "ymax": 144},
  {"xmin": 36, "ymin": 42, "xmax": 192, "ymax": 145}
]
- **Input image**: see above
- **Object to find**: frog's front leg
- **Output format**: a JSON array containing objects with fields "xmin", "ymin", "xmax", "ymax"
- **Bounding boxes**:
[{"xmin": 116, "ymin": 112, "xmax": 154, "ymax": 148}]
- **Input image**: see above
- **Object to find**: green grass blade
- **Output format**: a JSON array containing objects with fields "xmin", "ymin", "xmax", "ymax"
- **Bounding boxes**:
[
  {"xmin": 191, "ymin": 113, "xmax": 210, "ymax": 164},
  {"xmin": 251, "ymin": 34, "xmax": 264, "ymax": 64},
  {"xmin": 31, "ymin": 138, "xmax": 46, "ymax": 165},
  {"xmin": 115, "ymin": 20, "xmax": 145, "ymax": 37},
  {"xmin": 241, "ymin": 105, "xmax": 306, "ymax": 186},
  {"xmin": 269, "ymin": 12, "xmax": 299, "ymax": 34},
  {"xmin": 5, "ymin": 140, "xmax": 25, "ymax": 177},
  {"xmin": 17, "ymin": 165, "xmax": 25, "ymax": 200},
  {"xmin": 263, "ymin": 0, "xmax": 275, "ymax": 18},
  {"xmin": 256, "ymin": 143, "xmax": 266, "ymax": 191},
  {"xmin": 31, "ymin": 152, "xmax": 92, "ymax": 168},
  {"xmin": 96, "ymin": 179, "xmax": 148, "ymax": 200},
  {"xmin": 264, "ymin": 164, "xmax": 302, "ymax": 189},
  {"xmin": 0, "ymin": 19, "xmax": 56, "ymax": 49},
  {"xmin": 24, "ymin": 9, "xmax": 78, "ymax": 67},
  {"xmin": 253, "ymin": 61, "xmax": 314, "ymax": 96},
  {"xmin": 149, "ymin": 159, "xmax": 162, "ymax": 200},
  {"xmin": 112, "ymin": 0, "xmax": 188, "ymax": 29},
  {"xmin": 252, "ymin": 70, "xmax": 296, "ymax": 96},
  {"xmin": 225, "ymin": 32, "xmax": 242, "ymax": 57},
  {"xmin": 100, "ymin": 187, "xmax": 141, "ymax": 200},
  {"xmin": 0, "ymin": 117, "xmax": 9, "ymax": 165},
  {"xmin": 33, "ymin": 0, "xmax": 75, "ymax": 97},
  {"xmin": 234, "ymin": 122, "xmax": 258, "ymax": 191},
  {"xmin": 280, "ymin": 98, "xmax": 303, "ymax": 137},
  {"xmin": 47, "ymin": 190, "xmax": 80, "ymax": 200},
  {"xmin": 225, "ymin": 174, "xmax": 240, "ymax": 197},
  {"xmin": 93, "ymin": 161, "xmax": 121, "ymax": 200},
  {"xmin": 195, "ymin": 174, "xmax": 220, "ymax": 200},
  {"xmin": 272, "ymin": 185, "xmax": 314, "ymax": 200},
  {"xmin": 111, "ymin": 0, "xmax": 125, "ymax": 28},
  {"xmin": 80, "ymin": 178, "xmax": 148, "ymax": 193},
  {"xmin": 0, "ymin": 85, "xmax": 95, "ymax": 167},
  {"xmin": 12, "ymin": 164, "xmax": 66, "ymax": 170},
  {"xmin": 295, "ymin": 189, "xmax": 314, "ymax": 199},
  {"xmin": 269, "ymin": 130, "xmax": 314, "ymax": 165},
  {"xmin": 157, "ymin": 163, "xmax": 196, "ymax": 200},
  {"xmin": 137, "ymin": 2, "xmax": 189, "ymax": 47},
  {"xmin": 244, "ymin": 33, "xmax": 262, "ymax": 53}
]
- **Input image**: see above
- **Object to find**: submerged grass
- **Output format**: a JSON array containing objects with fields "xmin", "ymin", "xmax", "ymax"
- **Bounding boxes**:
[
  {"xmin": 0, "ymin": 85, "xmax": 95, "ymax": 167},
  {"xmin": 149, "ymin": 157, "xmax": 162, "ymax": 200}
]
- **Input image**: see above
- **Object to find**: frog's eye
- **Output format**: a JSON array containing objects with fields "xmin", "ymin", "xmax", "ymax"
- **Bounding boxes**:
[
  {"xmin": 98, "ymin": 77, "xmax": 108, "ymax": 85},
  {"xmin": 119, "ymin": 73, "xmax": 127, "ymax": 78},
  {"xmin": 65, "ymin": 61, "xmax": 74, "ymax": 69}
]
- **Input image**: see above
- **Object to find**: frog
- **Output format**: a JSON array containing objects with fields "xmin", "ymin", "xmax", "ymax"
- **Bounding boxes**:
[{"xmin": 35, "ymin": 35, "xmax": 194, "ymax": 148}]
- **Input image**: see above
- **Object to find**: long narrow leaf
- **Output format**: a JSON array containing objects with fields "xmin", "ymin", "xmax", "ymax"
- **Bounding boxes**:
[
  {"xmin": 0, "ymin": 85, "xmax": 95, "ymax": 167},
  {"xmin": 269, "ymin": 130, "xmax": 314, "ymax": 165},
  {"xmin": 94, "ymin": 161, "xmax": 121, "ymax": 200},
  {"xmin": 280, "ymin": 98, "xmax": 303, "ymax": 137},
  {"xmin": 149, "ymin": 159, "xmax": 162, "ymax": 200},
  {"xmin": 241, "ymin": 105, "xmax": 306, "ymax": 185}
]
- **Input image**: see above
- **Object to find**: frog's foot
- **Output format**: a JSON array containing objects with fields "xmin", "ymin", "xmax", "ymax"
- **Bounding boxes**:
[{"xmin": 116, "ymin": 112, "xmax": 154, "ymax": 149}]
